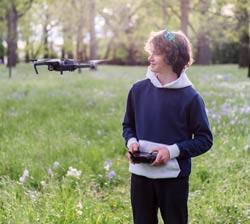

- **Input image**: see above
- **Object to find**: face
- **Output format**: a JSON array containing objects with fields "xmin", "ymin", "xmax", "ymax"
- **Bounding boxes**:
[{"xmin": 147, "ymin": 46, "xmax": 168, "ymax": 74}]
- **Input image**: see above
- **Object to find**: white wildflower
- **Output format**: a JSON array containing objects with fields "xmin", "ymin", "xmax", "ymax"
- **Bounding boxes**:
[
  {"xmin": 25, "ymin": 190, "xmax": 40, "ymax": 202},
  {"xmin": 76, "ymin": 210, "xmax": 83, "ymax": 215},
  {"xmin": 104, "ymin": 161, "xmax": 112, "ymax": 171},
  {"xmin": 40, "ymin": 181, "xmax": 46, "ymax": 188},
  {"xmin": 19, "ymin": 168, "xmax": 29, "ymax": 184},
  {"xmin": 96, "ymin": 130, "xmax": 102, "ymax": 135},
  {"xmin": 19, "ymin": 176, "xmax": 26, "ymax": 184},
  {"xmin": 244, "ymin": 145, "xmax": 249, "ymax": 151},
  {"xmin": 76, "ymin": 201, "xmax": 83, "ymax": 209},
  {"xmin": 66, "ymin": 167, "xmax": 82, "ymax": 179},
  {"xmin": 23, "ymin": 168, "xmax": 29, "ymax": 177},
  {"xmin": 76, "ymin": 201, "xmax": 83, "ymax": 216}
]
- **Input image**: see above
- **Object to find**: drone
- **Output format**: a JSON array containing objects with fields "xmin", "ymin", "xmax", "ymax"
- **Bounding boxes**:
[{"xmin": 33, "ymin": 59, "xmax": 106, "ymax": 74}]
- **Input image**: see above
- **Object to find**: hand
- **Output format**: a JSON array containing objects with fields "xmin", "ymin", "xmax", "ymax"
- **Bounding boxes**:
[
  {"xmin": 128, "ymin": 143, "xmax": 139, "ymax": 163},
  {"xmin": 150, "ymin": 147, "xmax": 170, "ymax": 166}
]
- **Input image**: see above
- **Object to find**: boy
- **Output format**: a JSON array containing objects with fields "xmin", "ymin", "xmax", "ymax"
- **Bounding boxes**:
[{"xmin": 122, "ymin": 29, "xmax": 213, "ymax": 224}]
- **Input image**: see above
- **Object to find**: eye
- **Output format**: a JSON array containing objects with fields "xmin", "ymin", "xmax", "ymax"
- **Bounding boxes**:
[{"xmin": 150, "ymin": 50, "xmax": 161, "ymax": 56}]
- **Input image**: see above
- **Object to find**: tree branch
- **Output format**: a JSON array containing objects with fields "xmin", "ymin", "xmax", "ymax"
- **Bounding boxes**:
[
  {"xmin": 17, "ymin": 0, "xmax": 33, "ymax": 18},
  {"xmin": 168, "ymin": 5, "xmax": 197, "ymax": 35}
]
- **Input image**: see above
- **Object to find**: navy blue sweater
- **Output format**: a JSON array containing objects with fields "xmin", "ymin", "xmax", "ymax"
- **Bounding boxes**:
[{"xmin": 123, "ymin": 73, "xmax": 213, "ymax": 178}]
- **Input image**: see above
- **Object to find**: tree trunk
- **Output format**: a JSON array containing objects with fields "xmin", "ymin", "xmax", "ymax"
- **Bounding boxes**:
[
  {"xmin": 24, "ymin": 38, "xmax": 30, "ymax": 62},
  {"xmin": 195, "ymin": 0, "xmax": 211, "ymax": 65},
  {"xmin": 89, "ymin": 0, "xmax": 97, "ymax": 60},
  {"xmin": 235, "ymin": 0, "xmax": 249, "ymax": 77},
  {"xmin": 127, "ymin": 43, "xmax": 137, "ymax": 65},
  {"xmin": 104, "ymin": 38, "xmax": 114, "ymax": 60},
  {"xmin": 239, "ymin": 32, "xmax": 249, "ymax": 67},
  {"xmin": 76, "ymin": 10, "xmax": 85, "ymax": 62},
  {"xmin": 196, "ymin": 33, "xmax": 211, "ymax": 65},
  {"xmin": 62, "ymin": 26, "xmax": 74, "ymax": 59},
  {"xmin": 7, "ymin": 3, "xmax": 18, "ymax": 68},
  {"xmin": 43, "ymin": 12, "xmax": 49, "ymax": 59},
  {"xmin": 0, "ymin": 37, "xmax": 4, "ymax": 64},
  {"xmin": 248, "ymin": 61, "xmax": 250, "ymax": 78},
  {"xmin": 161, "ymin": 0, "xmax": 168, "ymax": 27},
  {"xmin": 180, "ymin": 0, "xmax": 189, "ymax": 35}
]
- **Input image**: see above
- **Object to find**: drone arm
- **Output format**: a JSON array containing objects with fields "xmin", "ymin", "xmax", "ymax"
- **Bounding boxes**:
[
  {"xmin": 33, "ymin": 61, "xmax": 49, "ymax": 74},
  {"xmin": 34, "ymin": 64, "xmax": 38, "ymax": 74}
]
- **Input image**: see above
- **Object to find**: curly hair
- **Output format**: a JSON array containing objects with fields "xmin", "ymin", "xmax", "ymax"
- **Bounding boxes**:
[{"xmin": 144, "ymin": 30, "xmax": 193, "ymax": 77}]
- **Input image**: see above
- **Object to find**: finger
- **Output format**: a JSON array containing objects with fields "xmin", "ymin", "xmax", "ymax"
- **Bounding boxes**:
[
  {"xmin": 127, "ymin": 152, "xmax": 133, "ymax": 163},
  {"xmin": 151, "ymin": 155, "xmax": 161, "ymax": 166},
  {"xmin": 149, "ymin": 148, "xmax": 158, "ymax": 154},
  {"xmin": 127, "ymin": 152, "xmax": 131, "ymax": 160},
  {"xmin": 132, "ymin": 146, "xmax": 139, "ymax": 153}
]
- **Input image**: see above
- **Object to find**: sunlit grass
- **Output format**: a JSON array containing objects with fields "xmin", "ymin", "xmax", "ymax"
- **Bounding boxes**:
[{"xmin": 0, "ymin": 63, "xmax": 249, "ymax": 223}]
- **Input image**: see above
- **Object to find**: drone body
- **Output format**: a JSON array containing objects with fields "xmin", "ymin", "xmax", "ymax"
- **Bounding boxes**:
[{"xmin": 33, "ymin": 59, "xmax": 105, "ymax": 74}]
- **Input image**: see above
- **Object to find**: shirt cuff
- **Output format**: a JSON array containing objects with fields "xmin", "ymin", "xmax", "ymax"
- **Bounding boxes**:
[
  {"xmin": 127, "ymin": 138, "xmax": 138, "ymax": 148},
  {"xmin": 168, "ymin": 144, "xmax": 180, "ymax": 159}
]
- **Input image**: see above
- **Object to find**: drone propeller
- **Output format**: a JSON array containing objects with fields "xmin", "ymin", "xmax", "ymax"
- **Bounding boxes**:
[{"xmin": 89, "ymin": 59, "xmax": 107, "ymax": 64}]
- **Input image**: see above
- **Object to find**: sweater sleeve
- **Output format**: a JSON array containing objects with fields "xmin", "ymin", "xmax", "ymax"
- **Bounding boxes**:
[
  {"xmin": 177, "ymin": 94, "xmax": 213, "ymax": 158},
  {"xmin": 122, "ymin": 88, "xmax": 138, "ymax": 146}
]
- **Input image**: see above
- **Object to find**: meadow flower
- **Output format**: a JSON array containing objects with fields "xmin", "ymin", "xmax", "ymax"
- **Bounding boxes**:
[
  {"xmin": 244, "ymin": 145, "xmax": 249, "ymax": 151},
  {"xmin": 48, "ymin": 161, "xmax": 60, "ymax": 177},
  {"xmin": 19, "ymin": 176, "xmax": 26, "ymax": 184},
  {"xmin": 107, "ymin": 171, "xmax": 116, "ymax": 180},
  {"xmin": 76, "ymin": 201, "xmax": 83, "ymax": 216},
  {"xmin": 220, "ymin": 102, "xmax": 228, "ymax": 114},
  {"xmin": 23, "ymin": 169, "xmax": 29, "ymax": 177},
  {"xmin": 241, "ymin": 118, "xmax": 248, "ymax": 125},
  {"xmin": 25, "ymin": 190, "xmax": 40, "ymax": 202},
  {"xmin": 19, "ymin": 168, "xmax": 29, "ymax": 183},
  {"xmin": 211, "ymin": 113, "xmax": 219, "ymax": 121},
  {"xmin": 66, "ymin": 166, "xmax": 82, "ymax": 178},
  {"xmin": 96, "ymin": 130, "xmax": 102, "ymax": 135},
  {"xmin": 76, "ymin": 210, "xmax": 83, "ymax": 215},
  {"xmin": 86, "ymin": 101, "xmax": 94, "ymax": 107},
  {"xmin": 76, "ymin": 201, "xmax": 83, "ymax": 209},
  {"xmin": 40, "ymin": 181, "xmax": 46, "ymax": 187},
  {"xmin": 104, "ymin": 161, "xmax": 112, "ymax": 171},
  {"xmin": 48, "ymin": 168, "xmax": 53, "ymax": 176},
  {"xmin": 53, "ymin": 161, "xmax": 60, "ymax": 169}
]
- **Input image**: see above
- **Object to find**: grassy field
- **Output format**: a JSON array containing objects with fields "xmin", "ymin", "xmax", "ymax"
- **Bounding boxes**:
[{"xmin": 0, "ymin": 64, "xmax": 249, "ymax": 223}]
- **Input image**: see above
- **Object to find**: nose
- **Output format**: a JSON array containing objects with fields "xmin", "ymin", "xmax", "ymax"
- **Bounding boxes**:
[{"xmin": 148, "ymin": 53, "xmax": 153, "ymax": 61}]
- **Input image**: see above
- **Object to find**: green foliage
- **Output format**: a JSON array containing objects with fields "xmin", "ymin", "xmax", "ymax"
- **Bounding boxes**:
[
  {"xmin": 0, "ymin": 64, "xmax": 249, "ymax": 223},
  {"xmin": 1, "ymin": 0, "xmax": 248, "ymax": 66},
  {"xmin": 212, "ymin": 42, "xmax": 240, "ymax": 64}
]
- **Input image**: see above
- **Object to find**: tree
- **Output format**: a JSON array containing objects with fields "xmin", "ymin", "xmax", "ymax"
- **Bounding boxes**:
[
  {"xmin": 235, "ymin": 0, "xmax": 250, "ymax": 77},
  {"xmin": 2, "ymin": 0, "xmax": 247, "ymax": 68},
  {"xmin": 98, "ymin": 0, "xmax": 152, "ymax": 64},
  {"xmin": 89, "ymin": 0, "xmax": 97, "ymax": 60},
  {"xmin": 0, "ymin": 1, "xmax": 7, "ymax": 64},
  {"xmin": 6, "ymin": 0, "xmax": 33, "ymax": 70},
  {"xmin": 181, "ymin": 0, "xmax": 190, "ymax": 35},
  {"xmin": 0, "ymin": 37, "xmax": 5, "ymax": 63},
  {"xmin": 195, "ymin": 0, "xmax": 211, "ymax": 65}
]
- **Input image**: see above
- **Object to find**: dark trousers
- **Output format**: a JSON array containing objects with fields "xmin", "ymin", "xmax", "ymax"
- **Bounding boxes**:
[{"xmin": 131, "ymin": 174, "xmax": 189, "ymax": 224}]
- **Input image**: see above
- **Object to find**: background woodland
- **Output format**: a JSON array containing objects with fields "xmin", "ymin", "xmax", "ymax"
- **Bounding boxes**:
[{"xmin": 0, "ymin": 0, "xmax": 249, "ymax": 74}]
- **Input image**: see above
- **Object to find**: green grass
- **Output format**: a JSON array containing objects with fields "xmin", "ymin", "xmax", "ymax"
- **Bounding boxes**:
[{"xmin": 0, "ymin": 64, "xmax": 249, "ymax": 223}]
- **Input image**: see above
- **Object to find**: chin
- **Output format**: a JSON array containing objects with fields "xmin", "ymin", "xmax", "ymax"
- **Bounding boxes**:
[{"xmin": 150, "ymin": 66, "xmax": 157, "ymax": 73}]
